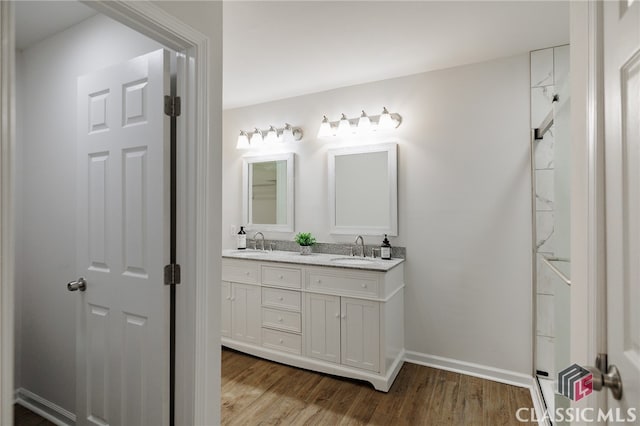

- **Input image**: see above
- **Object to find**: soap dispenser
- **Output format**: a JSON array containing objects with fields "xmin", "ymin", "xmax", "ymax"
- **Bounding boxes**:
[
  {"xmin": 237, "ymin": 226, "xmax": 247, "ymax": 250},
  {"xmin": 381, "ymin": 234, "xmax": 391, "ymax": 260}
]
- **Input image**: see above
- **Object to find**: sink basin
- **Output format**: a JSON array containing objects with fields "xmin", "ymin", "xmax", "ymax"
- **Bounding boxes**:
[{"xmin": 330, "ymin": 257, "xmax": 375, "ymax": 266}]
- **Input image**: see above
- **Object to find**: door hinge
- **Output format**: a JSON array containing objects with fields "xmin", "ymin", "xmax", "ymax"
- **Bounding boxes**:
[
  {"xmin": 164, "ymin": 95, "xmax": 181, "ymax": 117},
  {"xmin": 164, "ymin": 263, "xmax": 181, "ymax": 285}
]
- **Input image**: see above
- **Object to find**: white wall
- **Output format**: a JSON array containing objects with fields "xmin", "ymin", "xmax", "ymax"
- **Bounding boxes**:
[
  {"xmin": 223, "ymin": 54, "xmax": 533, "ymax": 375},
  {"xmin": 15, "ymin": 14, "xmax": 163, "ymax": 413}
]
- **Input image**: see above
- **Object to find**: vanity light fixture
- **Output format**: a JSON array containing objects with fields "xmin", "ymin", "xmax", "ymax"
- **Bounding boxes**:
[
  {"xmin": 265, "ymin": 125, "xmax": 279, "ymax": 144},
  {"xmin": 236, "ymin": 123, "xmax": 304, "ymax": 149},
  {"xmin": 337, "ymin": 113, "xmax": 352, "ymax": 136},
  {"xmin": 236, "ymin": 131, "xmax": 250, "ymax": 149},
  {"xmin": 377, "ymin": 107, "xmax": 395, "ymax": 130},
  {"xmin": 357, "ymin": 110, "xmax": 371, "ymax": 133},
  {"xmin": 317, "ymin": 107, "xmax": 402, "ymax": 138},
  {"xmin": 318, "ymin": 116, "xmax": 333, "ymax": 138},
  {"xmin": 249, "ymin": 128, "xmax": 264, "ymax": 146}
]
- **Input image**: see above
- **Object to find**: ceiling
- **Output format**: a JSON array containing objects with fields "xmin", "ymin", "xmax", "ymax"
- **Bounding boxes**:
[
  {"xmin": 15, "ymin": 1, "xmax": 570, "ymax": 110},
  {"xmin": 14, "ymin": 1, "xmax": 96, "ymax": 50},
  {"xmin": 223, "ymin": 1, "xmax": 569, "ymax": 109}
]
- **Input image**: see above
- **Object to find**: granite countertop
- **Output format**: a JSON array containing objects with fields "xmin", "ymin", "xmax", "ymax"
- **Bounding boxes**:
[{"xmin": 222, "ymin": 249, "xmax": 404, "ymax": 272}]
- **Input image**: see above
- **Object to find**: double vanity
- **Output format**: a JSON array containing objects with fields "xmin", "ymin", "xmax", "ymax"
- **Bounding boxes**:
[{"xmin": 221, "ymin": 249, "xmax": 405, "ymax": 392}]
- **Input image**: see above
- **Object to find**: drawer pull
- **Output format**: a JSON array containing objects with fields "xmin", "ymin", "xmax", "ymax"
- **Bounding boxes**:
[
  {"xmin": 341, "ymin": 314, "xmax": 346, "ymax": 319},
  {"xmin": 335, "ymin": 313, "xmax": 340, "ymax": 318},
  {"xmin": 361, "ymin": 283, "xmax": 367, "ymax": 288},
  {"xmin": 245, "ymin": 271, "xmax": 250, "ymax": 276},
  {"xmin": 278, "ymin": 296, "xmax": 284, "ymax": 301},
  {"xmin": 317, "ymin": 279, "xmax": 321, "ymax": 284},
  {"xmin": 278, "ymin": 316, "xmax": 283, "ymax": 322},
  {"xmin": 279, "ymin": 339, "xmax": 284, "ymax": 344},
  {"xmin": 279, "ymin": 275, "xmax": 284, "ymax": 279}
]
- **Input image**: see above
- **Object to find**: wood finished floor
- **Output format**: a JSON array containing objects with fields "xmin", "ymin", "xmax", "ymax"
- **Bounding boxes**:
[
  {"xmin": 13, "ymin": 404, "xmax": 55, "ymax": 426},
  {"xmin": 222, "ymin": 348, "xmax": 535, "ymax": 426}
]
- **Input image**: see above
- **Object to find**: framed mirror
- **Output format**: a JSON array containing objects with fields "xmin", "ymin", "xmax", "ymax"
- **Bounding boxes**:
[
  {"xmin": 328, "ymin": 143, "xmax": 398, "ymax": 236},
  {"xmin": 242, "ymin": 153, "xmax": 294, "ymax": 232}
]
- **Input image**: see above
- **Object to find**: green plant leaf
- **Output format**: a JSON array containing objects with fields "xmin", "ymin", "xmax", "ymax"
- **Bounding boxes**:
[{"xmin": 294, "ymin": 232, "xmax": 316, "ymax": 246}]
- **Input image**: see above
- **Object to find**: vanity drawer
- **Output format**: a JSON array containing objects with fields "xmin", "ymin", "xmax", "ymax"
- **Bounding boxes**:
[
  {"xmin": 222, "ymin": 259, "xmax": 259, "ymax": 284},
  {"xmin": 262, "ymin": 307, "xmax": 301, "ymax": 333},
  {"xmin": 262, "ymin": 266, "xmax": 302, "ymax": 289},
  {"xmin": 262, "ymin": 328, "xmax": 302, "ymax": 355},
  {"xmin": 307, "ymin": 271, "xmax": 378, "ymax": 297},
  {"xmin": 262, "ymin": 287, "xmax": 301, "ymax": 311}
]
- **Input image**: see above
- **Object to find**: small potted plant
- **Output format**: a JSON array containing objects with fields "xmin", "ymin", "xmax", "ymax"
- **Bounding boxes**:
[{"xmin": 294, "ymin": 232, "xmax": 316, "ymax": 255}]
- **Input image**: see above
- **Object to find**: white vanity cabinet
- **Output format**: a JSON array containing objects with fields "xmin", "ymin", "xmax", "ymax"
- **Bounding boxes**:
[
  {"xmin": 259, "ymin": 264, "xmax": 303, "ymax": 355},
  {"xmin": 340, "ymin": 297, "xmax": 380, "ymax": 372},
  {"xmin": 305, "ymin": 293, "xmax": 341, "ymax": 363},
  {"xmin": 221, "ymin": 260, "xmax": 262, "ymax": 345},
  {"xmin": 221, "ymin": 253, "xmax": 405, "ymax": 392},
  {"xmin": 305, "ymin": 293, "xmax": 380, "ymax": 372}
]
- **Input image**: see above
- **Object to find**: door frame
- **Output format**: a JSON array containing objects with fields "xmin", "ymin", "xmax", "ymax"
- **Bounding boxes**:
[
  {"xmin": 570, "ymin": 0, "xmax": 607, "ymax": 418},
  {"xmin": 0, "ymin": 1, "xmax": 219, "ymax": 425}
]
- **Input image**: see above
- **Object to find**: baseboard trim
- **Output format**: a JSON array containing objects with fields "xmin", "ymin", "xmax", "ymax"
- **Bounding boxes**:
[
  {"xmin": 14, "ymin": 388, "xmax": 75, "ymax": 426},
  {"xmin": 404, "ymin": 350, "xmax": 533, "ymax": 388}
]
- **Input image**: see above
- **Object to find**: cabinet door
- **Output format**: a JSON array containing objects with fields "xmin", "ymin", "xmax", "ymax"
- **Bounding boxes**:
[
  {"xmin": 341, "ymin": 297, "xmax": 380, "ymax": 372},
  {"xmin": 232, "ymin": 283, "xmax": 262, "ymax": 344},
  {"xmin": 221, "ymin": 281, "xmax": 232, "ymax": 337},
  {"xmin": 305, "ymin": 293, "xmax": 340, "ymax": 363}
]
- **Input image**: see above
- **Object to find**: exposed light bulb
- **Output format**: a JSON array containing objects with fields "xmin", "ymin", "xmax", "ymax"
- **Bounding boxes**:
[
  {"xmin": 357, "ymin": 110, "xmax": 371, "ymax": 133},
  {"xmin": 265, "ymin": 125, "xmax": 279, "ymax": 144},
  {"xmin": 250, "ymin": 128, "xmax": 263, "ymax": 146},
  {"xmin": 236, "ymin": 131, "xmax": 250, "ymax": 149},
  {"xmin": 318, "ymin": 115, "xmax": 333, "ymax": 138},
  {"xmin": 377, "ymin": 107, "xmax": 395, "ymax": 130},
  {"xmin": 337, "ymin": 113, "xmax": 352, "ymax": 135}
]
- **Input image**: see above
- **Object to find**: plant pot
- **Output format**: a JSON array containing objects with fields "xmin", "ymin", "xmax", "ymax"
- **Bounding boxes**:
[{"xmin": 299, "ymin": 245, "xmax": 312, "ymax": 255}]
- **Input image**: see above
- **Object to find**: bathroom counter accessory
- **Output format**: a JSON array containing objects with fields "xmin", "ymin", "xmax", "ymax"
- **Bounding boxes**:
[{"xmin": 222, "ymin": 249, "xmax": 404, "ymax": 272}]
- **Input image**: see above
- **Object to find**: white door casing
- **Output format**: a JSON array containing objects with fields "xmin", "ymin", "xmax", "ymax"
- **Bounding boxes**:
[
  {"xmin": 604, "ymin": 0, "xmax": 640, "ymax": 422},
  {"xmin": 75, "ymin": 49, "xmax": 170, "ymax": 426},
  {"xmin": 0, "ymin": 2, "xmax": 14, "ymax": 425}
]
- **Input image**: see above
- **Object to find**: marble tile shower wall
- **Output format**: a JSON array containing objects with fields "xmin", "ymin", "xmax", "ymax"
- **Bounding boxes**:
[{"xmin": 531, "ymin": 45, "xmax": 569, "ymax": 378}]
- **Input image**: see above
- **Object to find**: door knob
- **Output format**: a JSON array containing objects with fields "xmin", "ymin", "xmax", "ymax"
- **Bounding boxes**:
[
  {"xmin": 67, "ymin": 277, "xmax": 87, "ymax": 292},
  {"xmin": 584, "ymin": 353, "xmax": 623, "ymax": 400},
  {"xmin": 585, "ymin": 365, "xmax": 623, "ymax": 400}
]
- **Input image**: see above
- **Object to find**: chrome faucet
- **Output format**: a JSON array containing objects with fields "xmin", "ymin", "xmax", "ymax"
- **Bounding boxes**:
[
  {"xmin": 253, "ymin": 232, "xmax": 265, "ymax": 251},
  {"xmin": 354, "ymin": 235, "xmax": 365, "ymax": 257}
]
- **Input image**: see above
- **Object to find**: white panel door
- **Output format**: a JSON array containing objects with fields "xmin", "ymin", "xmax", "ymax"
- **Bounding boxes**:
[
  {"xmin": 341, "ymin": 297, "xmax": 379, "ymax": 372},
  {"xmin": 75, "ymin": 49, "xmax": 170, "ymax": 426},
  {"xmin": 604, "ymin": 0, "xmax": 640, "ymax": 422},
  {"xmin": 305, "ymin": 293, "xmax": 340, "ymax": 363},
  {"xmin": 231, "ymin": 283, "xmax": 261, "ymax": 344}
]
